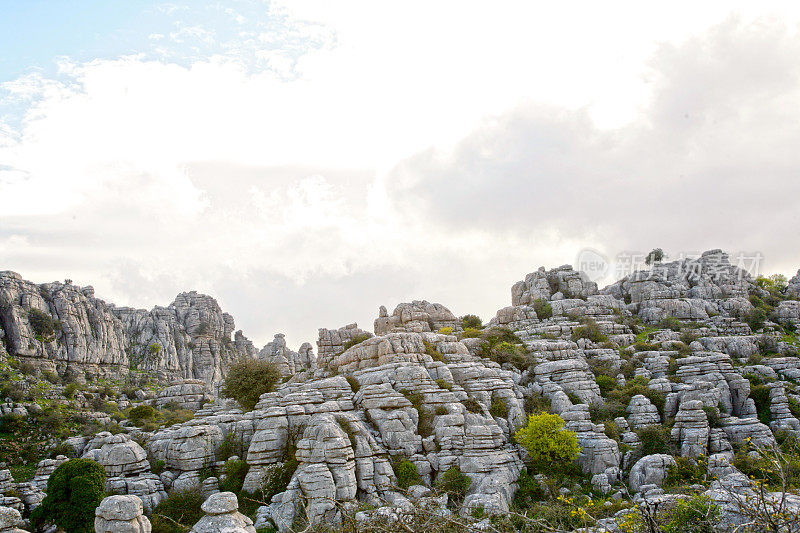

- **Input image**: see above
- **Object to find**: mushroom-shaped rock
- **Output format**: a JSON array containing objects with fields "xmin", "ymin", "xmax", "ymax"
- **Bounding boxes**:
[
  {"xmin": 94, "ymin": 495, "xmax": 152, "ymax": 533},
  {"xmin": 191, "ymin": 492, "xmax": 256, "ymax": 533}
]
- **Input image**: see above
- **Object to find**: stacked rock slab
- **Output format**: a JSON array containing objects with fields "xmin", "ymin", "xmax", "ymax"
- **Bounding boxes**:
[
  {"xmin": 82, "ymin": 433, "xmax": 167, "ymax": 513},
  {"xmin": 190, "ymin": 492, "xmax": 256, "ymax": 533},
  {"xmin": 94, "ymin": 495, "xmax": 152, "ymax": 533},
  {"xmin": 155, "ymin": 380, "xmax": 211, "ymax": 411},
  {"xmin": 258, "ymin": 334, "xmax": 316, "ymax": 377}
]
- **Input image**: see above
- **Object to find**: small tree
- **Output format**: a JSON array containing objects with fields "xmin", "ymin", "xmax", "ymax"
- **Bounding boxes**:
[
  {"xmin": 221, "ymin": 357, "xmax": 281, "ymax": 411},
  {"xmin": 461, "ymin": 314, "xmax": 483, "ymax": 329},
  {"xmin": 645, "ymin": 248, "xmax": 665, "ymax": 265},
  {"xmin": 31, "ymin": 458, "xmax": 106, "ymax": 533},
  {"xmin": 514, "ymin": 413, "xmax": 580, "ymax": 473},
  {"xmin": 435, "ymin": 466, "xmax": 472, "ymax": 506}
]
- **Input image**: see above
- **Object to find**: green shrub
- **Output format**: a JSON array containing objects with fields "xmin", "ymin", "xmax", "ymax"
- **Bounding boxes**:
[
  {"xmin": 0, "ymin": 413, "xmax": 25, "ymax": 434},
  {"xmin": 512, "ymin": 468, "xmax": 545, "ymax": 508},
  {"xmin": 148, "ymin": 343, "xmax": 161, "ymax": 355},
  {"xmin": 435, "ymin": 466, "xmax": 471, "ymax": 506},
  {"xmin": 523, "ymin": 392, "xmax": 552, "ymax": 415},
  {"xmin": 64, "ymin": 382, "xmax": 80, "ymax": 399},
  {"xmin": 219, "ymin": 458, "xmax": 249, "ymax": 493},
  {"xmin": 489, "ymin": 397, "xmax": 509, "ymax": 418},
  {"xmin": 221, "ymin": 358, "xmax": 281, "ymax": 411},
  {"xmin": 423, "ymin": 340, "xmax": 446, "ymax": 362},
  {"xmin": 658, "ymin": 316, "xmax": 682, "ymax": 332},
  {"xmin": 745, "ymin": 308, "xmax": 767, "ymax": 332},
  {"xmin": 571, "ymin": 320, "xmax": 608, "ymax": 343},
  {"xmin": 461, "ymin": 315, "xmax": 482, "ymax": 329},
  {"xmin": 533, "ymin": 299, "xmax": 553, "ymax": 320},
  {"xmin": 665, "ymin": 456, "xmax": 707, "ymax": 488},
  {"xmin": 460, "ymin": 327, "xmax": 483, "ymax": 338},
  {"xmin": 645, "ymin": 248, "xmax": 664, "ymax": 265},
  {"xmin": 462, "ymin": 397, "xmax": 482, "ymax": 414},
  {"xmin": 703, "ymin": 406, "xmax": 721, "ymax": 428},
  {"xmin": 607, "ymin": 376, "xmax": 665, "ymax": 418},
  {"xmin": 217, "ymin": 432, "xmax": 247, "ymax": 461},
  {"xmin": 434, "ymin": 378, "xmax": 452, "ymax": 390},
  {"xmin": 151, "ymin": 489, "xmax": 205, "ymax": 533},
  {"xmin": 515, "ymin": 413, "xmax": 580, "ymax": 473},
  {"xmin": 565, "ymin": 390, "xmax": 582, "ymax": 405},
  {"xmin": 595, "ymin": 374, "xmax": 616, "ymax": 395},
  {"xmin": 342, "ymin": 333, "xmax": 372, "ymax": 351},
  {"xmin": 345, "ymin": 375, "xmax": 360, "ymax": 393},
  {"xmin": 128, "ymin": 404, "xmax": 156, "ymax": 424},
  {"xmin": 749, "ymin": 383, "xmax": 772, "ymax": 425},
  {"xmin": 28, "ymin": 308, "xmax": 61, "ymax": 341},
  {"xmin": 392, "ymin": 458, "xmax": 421, "ymax": 489},
  {"xmin": 150, "ymin": 458, "xmax": 166, "ymax": 475},
  {"xmin": 589, "ymin": 400, "xmax": 626, "ymax": 423},
  {"xmin": 635, "ymin": 425, "xmax": 674, "ymax": 457},
  {"xmin": 661, "ymin": 493, "xmax": 719, "ymax": 533},
  {"xmin": 31, "ymin": 458, "xmax": 106, "ymax": 533}
]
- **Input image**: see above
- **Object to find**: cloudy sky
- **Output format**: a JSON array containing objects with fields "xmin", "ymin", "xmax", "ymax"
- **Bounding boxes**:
[{"xmin": 2, "ymin": 1, "xmax": 800, "ymax": 348}]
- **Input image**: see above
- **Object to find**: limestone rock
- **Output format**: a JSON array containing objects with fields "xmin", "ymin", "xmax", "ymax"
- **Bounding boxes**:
[
  {"xmin": 191, "ymin": 492, "xmax": 255, "ymax": 533},
  {"xmin": 629, "ymin": 454, "xmax": 677, "ymax": 493},
  {"xmin": 156, "ymin": 380, "xmax": 211, "ymax": 411},
  {"xmin": 94, "ymin": 495, "xmax": 152, "ymax": 533}
]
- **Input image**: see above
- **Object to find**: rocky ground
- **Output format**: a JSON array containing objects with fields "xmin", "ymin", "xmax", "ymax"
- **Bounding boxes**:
[{"xmin": 2, "ymin": 248, "xmax": 800, "ymax": 532}]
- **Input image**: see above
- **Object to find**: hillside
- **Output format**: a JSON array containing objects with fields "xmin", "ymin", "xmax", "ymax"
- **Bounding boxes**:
[{"xmin": 2, "ymin": 248, "xmax": 800, "ymax": 532}]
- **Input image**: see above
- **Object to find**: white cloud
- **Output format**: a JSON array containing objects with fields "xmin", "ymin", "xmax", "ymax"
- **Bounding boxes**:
[{"xmin": 2, "ymin": 3, "xmax": 800, "ymax": 347}]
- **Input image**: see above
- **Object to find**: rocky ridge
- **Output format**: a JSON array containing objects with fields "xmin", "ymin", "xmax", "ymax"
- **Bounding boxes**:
[{"xmin": 2, "ymin": 249, "xmax": 800, "ymax": 532}]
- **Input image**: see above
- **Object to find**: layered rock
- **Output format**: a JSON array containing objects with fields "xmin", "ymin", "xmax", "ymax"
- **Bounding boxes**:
[
  {"xmin": 94, "ymin": 495, "xmax": 152, "ymax": 533},
  {"xmin": 374, "ymin": 301, "xmax": 461, "ymax": 336},
  {"xmin": 258, "ymin": 334, "xmax": 316, "ymax": 377},
  {"xmin": 629, "ymin": 454, "xmax": 677, "ymax": 493},
  {"xmin": 82, "ymin": 433, "xmax": 167, "ymax": 513},
  {"xmin": 155, "ymin": 380, "xmax": 211, "ymax": 411},
  {"xmin": 190, "ymin": 492, "xmax": 256, "ymax": 533},
  {"xmin": 511, "ymin": 265, "xmax": 598, "ymax": 304},
  {"xmin": 0, "ymin": 271, "xmax": 256, "ymax": 385}
]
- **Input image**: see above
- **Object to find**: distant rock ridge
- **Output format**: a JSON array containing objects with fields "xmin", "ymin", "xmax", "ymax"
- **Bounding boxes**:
[{"xmin": 0, "ymin": 272, "xmax": 258, "ymax": 386}]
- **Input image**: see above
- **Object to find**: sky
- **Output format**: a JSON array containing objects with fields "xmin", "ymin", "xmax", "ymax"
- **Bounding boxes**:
[{"xmin": 2, "ymin": 1, "xmax": 800, "ymax": 349}]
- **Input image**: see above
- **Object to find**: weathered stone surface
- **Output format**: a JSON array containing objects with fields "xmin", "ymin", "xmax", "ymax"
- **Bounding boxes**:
[
  {"xmin": 0, "ymin": 505, "xmax": 25, "ymax": 533},
  {"xmin": 626, "ymin": 395, "xmax": 661, "ymax": 430},
  {"xmin": 374, "ymin": 301, "xmax": 461, "ymax": 336},
  {"xmin": 94, "ymin": 495, "xmax": 152, "ymax": 533},
  {"xmin": 629, "ymin": 454, "xmax": 677, "ymax": 493},
  {"xmin": 670, "ymin": 400, "xmax": 710, "ymax": 458},
  {"xmin": 258, "ymin": 334, "xmax": 316, "ymax": 377},
  {"xmin": 512, "ymin": 265, "xmax": 598, "ymax": 305},
  {"xmin": 156, "ymin": 380, "xmax": 211, "ymax": 410},
  {"xmin": 191, "ymin": 492, "xmax": 255, "ymax": 533},
  {"xmin": 0, "ymin": 271, "xmax": 256, "ymax": 385}
]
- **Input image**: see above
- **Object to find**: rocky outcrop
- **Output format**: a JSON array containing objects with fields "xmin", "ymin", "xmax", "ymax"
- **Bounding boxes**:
[
  {"xmin": 374, "ymin": 301, "xmax": 461, "ymax": 335},
  {"xmin": 629, "ymin": 454, "xmax": 677, "ymax": 493},
  {"xmin": 155, "ymin": 380, "xmax": 211, "ymax": 411},
  {"xmin": 0, "ymin": 271, "xmax": 255, "ymax": 385},
  {"xmin": 670, "ymin": 400, "xmax": 710, "ymax": 458},
  {"xmin": 511, "ymin": 265, "xmax": 598, "ymax": 304},
  {"xmin": 94, "ymin": 495, "xmax": 152, "ymax": 533},
  {"xmin": 258, "ymin": 334, "xmax": 316, "ymax": 377},
  {"xmin": 82, "ymin": 433, "xmax": 167, "ymax": 513},
  {"xmin": 190, "ymin": 492, "xmax": 255, "ymax": 533}
]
